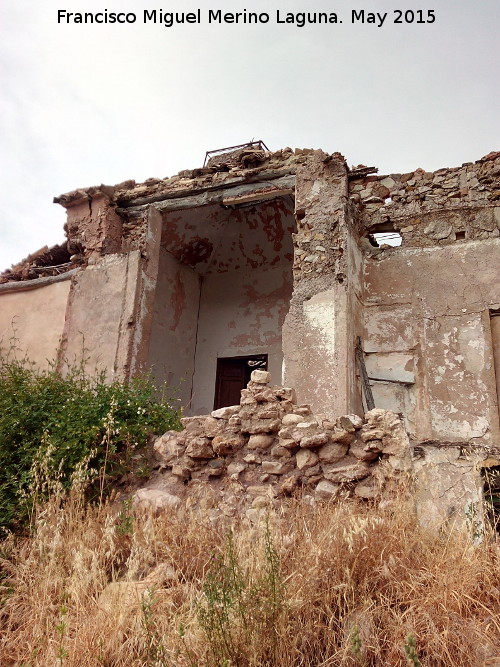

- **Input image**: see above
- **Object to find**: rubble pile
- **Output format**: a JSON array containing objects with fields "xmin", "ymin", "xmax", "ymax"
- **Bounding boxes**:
[
  {"xmin": 135, "ymin": 370, "xmax": 412, "ymax": 519},
  {"xmin": 0, "ymin": 243, "xmax": 74, "ymax": 284}
]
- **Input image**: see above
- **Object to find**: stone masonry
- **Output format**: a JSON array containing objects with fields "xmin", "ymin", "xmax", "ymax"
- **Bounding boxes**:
[{"xmin": 142, "ymin": 369, "xmax": 413, "ymax": 520}]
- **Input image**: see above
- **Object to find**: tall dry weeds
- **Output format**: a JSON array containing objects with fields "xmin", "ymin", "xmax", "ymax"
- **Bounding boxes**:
[{"xmin": 1, "ymin": 490, "xmax": 499, "ymax": 666}]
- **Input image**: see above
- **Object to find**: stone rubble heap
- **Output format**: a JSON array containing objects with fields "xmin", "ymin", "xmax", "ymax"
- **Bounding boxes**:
[{"xmin": 136, "ymin": 370, "xmax": 412, "ymax": 517}]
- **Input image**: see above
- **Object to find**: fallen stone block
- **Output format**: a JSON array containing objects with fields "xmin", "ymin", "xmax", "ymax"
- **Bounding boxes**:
[
  {"xmin": 203, "ymin": 416, "xmax": 227, "ymax": 437},
  {"xmin": 354, "ymin": 477, "xmax": 380, "ymax": 499},
  {"xmin": 133, "ymin": 488, "xmax": 181, "ymax": 512},
  {"xmin": 247, "ymin": 434, "xmax": 275, "ymax": 450},
  {"xmin": 281, "ymin": 413, "xmax": 304, "ymax": 426},
  {"xmin": 227, "ymin": 462, "xmax": 247, "ymax": 478},
  {"xmin": 339, "ymin": 414, "xmax": 363, "ymax": 430},
  {"xmin": 318, "ymin": 441, "xmax": 349, "ymax": 463},
  {"xmin": 211, "ymin": 405, "xmax": 240, "ymax": 419},
  {"xmin": 300, "ymin": 432, "xmax": 330, "ymax": 448},
  {"xmin": 261, "ymin": 460, "xmax": 289, "ymax": 475},
  {"xmin": 349, "ymin": 439, "xmax": 380, "ymax": 462},
  {"xmin": 240, "ymin": 418, "xmax": 281, "ymax": 434},
  {"xmin": 315, "ymin": 480, "xmax": 340, "ymax": 500},
  {"xmin": 322, "ymin": 457, "xmax": 371, "ymax": 483},
  {"xmin": 247, "ymin": 485, "xmax": 278, "ymax": 496},
  {"xmin": 185, "ymin": 437, "xmax": 214, "ymax": 459},
  {"xmin": 212, "ymin": 434, "xmax": 246, "ymax": 455},
  {"xmin": 330, "ymin": 429, "xmax": 356, "ymax": 445},
  {"xmin": 153, "ymin": 431, "xmax": 186, "ymax": 463},
  {"xmin": 250, "ymin": 369, "xmax": 271, "ymax": 384}
]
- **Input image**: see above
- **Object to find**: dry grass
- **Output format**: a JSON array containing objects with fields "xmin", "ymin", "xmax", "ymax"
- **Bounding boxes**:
[{"xmin": 1, "ymin": 489, "xmax": 499, "ymax": 666}]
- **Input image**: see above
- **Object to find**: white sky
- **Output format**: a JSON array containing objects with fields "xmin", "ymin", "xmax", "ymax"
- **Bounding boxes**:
[{"xmin": 0, "ymin": 0, "xmax": 498, "ymax": 271}]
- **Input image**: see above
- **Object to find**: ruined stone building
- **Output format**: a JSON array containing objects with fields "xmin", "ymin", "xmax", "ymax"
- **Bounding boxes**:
[{"xmin": 1, "ymin": 143, "xmax": 500, "ymax": 526}]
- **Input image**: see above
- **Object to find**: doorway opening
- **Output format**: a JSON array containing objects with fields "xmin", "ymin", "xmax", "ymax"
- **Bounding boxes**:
[
  {"xmin": 490, "ymin": 309, "xmax": 500, "ymax": 423},
  {"xmin": 483, "ymin": 465, "xmax": 500, "ymax": 532},
  {"xmin": 214, "ymin": 354, "xmax": 268, "ymax": 410},
  {"xmin": 147, "ymin": 193, "xmax": 295, "ymax": 415}
]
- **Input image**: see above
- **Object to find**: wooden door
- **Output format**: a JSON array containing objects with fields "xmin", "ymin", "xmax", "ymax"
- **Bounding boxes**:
[{"xmin": 214, "ymin": 355, "xmax": 267, "ymax": 410}]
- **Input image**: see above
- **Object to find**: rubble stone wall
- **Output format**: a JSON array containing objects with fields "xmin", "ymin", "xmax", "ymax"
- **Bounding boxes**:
[
  {"xmin": 151, "ymin": 370, "xmax": 412, "ymax": 512},
  {"xmin": 350, "ymin": 151, "xmax": 500, "ymax": 247},
  {"xmin": 142, "ymin": 369, "xmax": 494, "ymax": 532}
]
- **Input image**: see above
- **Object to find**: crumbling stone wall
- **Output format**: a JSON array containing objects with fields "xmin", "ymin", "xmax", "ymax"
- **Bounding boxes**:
[
  {"xmin": 2, "ymin": 145, "xmax": 499, "ymax": 529},
  {"xmin": 282, "ymin": 150, "xmax": 363, "ymax": 417},
  {"xmin": 138, "ymin": 369, "xmax": 496, "ymax": 532},
  {"xmin": 350, "ymin": 151, "xmax": 500, "ymax": 247},
  {"xmin": 149, "ymin": 370, "xmax": 412, "ymax": 515}
]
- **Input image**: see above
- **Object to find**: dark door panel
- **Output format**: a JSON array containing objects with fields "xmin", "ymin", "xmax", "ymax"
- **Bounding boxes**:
[{"xmin": 214, "ymin": 355, "xmax": 267, "ymax": 410}]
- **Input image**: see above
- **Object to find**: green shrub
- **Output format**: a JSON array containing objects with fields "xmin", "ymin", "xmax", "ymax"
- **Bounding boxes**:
[
  {"xmin": 0, "ymin": 352, "xmax": 181, "ymax": 531},
  {"xmin": 196, "ymin": 521, "xmax": 286, "ymax": 666}
]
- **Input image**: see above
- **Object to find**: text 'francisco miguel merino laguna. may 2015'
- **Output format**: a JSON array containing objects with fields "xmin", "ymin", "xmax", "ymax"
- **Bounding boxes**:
[{"xmin": 56, "ymin": 8, "xmax": 437, "ymax": 29}]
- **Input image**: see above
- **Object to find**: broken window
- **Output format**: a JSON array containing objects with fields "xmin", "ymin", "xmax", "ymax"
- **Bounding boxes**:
[
  {"xmin": 371, "ymin": 232, "xmax": 402, "ymax": 247},
  {"xmin": 365, "ymin": 222, "xmax": 402, "ymax": 248}
]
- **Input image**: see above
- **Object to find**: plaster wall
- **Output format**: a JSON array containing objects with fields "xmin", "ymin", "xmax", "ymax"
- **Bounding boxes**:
[
  {"xmin": 152, "ymin": 198, "xmax": 294, "ymax": 415},
  {"xmin": 191, "ymin": 264, "xmax": 292, "ymax": 414},
  {"xmin": 283, "ymin": 153, "xmax": 364, "ymax": 418},
  {"xmin": 190, "ymin": 200, "xmax": 294, "ymax": 415},
  {"xmin": 147, "ymin": 247, "xmax": 201, "ymax": 407},
  {"xmin": 0, "ymin": 279, "xmax": 70, "ymax": 367},
  {"xmin": 60, "ymin": 252, "xmax": 141, "ymax": 379},
  {"xmin": 364, "ymin": 238, "xmax": 500, "ymax": 443}
]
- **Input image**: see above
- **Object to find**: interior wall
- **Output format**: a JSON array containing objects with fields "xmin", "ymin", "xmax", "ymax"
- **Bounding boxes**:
[
  {"xmin": 0, "ymin": 279, "xmax": 71, "ymax": 367},
  {"xmin": 152, "ymin": 198, "xmax": 295, "ymax": 416},
  {"xmin": 191, "ymin": 264, "xmax": 292, "ymax": 414},
  {"xmin": 147, "ymin": 248, "xmax": 201, "ymax": 407},
  {"xmin": 364, "ymin": 238, "xmax": 500, "ymax": 443}
]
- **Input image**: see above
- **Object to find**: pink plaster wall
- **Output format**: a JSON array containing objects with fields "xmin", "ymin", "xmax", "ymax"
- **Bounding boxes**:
[
  {"xmin": 147, "ymin": 248, "xmax": 201, "ymax": 408},
  {"xmin": 0, "ymin": 280, "xmax": 71, "ymax": 367},
  {"xmin": 154, "ymin": 199, "xmax": 295, "ymax": 415}
]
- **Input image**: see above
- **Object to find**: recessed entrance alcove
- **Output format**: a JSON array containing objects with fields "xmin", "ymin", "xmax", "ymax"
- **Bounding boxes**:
[{"xmin": 147, "ymin": 195, "xmax": 295, "ymax": 414}]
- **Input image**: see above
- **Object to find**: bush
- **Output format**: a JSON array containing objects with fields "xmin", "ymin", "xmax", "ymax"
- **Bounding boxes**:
[{"xmin": 0, "ymin": 352, "xmax": 181, "ymax": 530}]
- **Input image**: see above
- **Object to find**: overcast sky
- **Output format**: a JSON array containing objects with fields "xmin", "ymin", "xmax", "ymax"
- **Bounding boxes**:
[{"xmin": 0, "ymin": 0, "xmax": 498, "ymax": 270}]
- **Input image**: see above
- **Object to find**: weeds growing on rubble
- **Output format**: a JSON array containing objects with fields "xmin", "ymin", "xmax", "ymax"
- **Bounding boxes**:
[{"xmin": 0, "ymin": 482, "xmax": 499, "ymax": 667}]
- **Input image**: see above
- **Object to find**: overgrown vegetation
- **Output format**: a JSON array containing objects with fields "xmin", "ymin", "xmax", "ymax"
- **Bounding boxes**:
[
  {"xmin": 0, "ymin": 348, "xmax": 499, "ymax": 665},
  {"xmin": 197, "ymin": 520, "xmax": 285, "ymax": 666},
  {"xmin": 1, "ymin": 487, "xmax": 499, "ymax": 666},
  {"xmin": 0, "ymin": 349, "xmax": 181, "ymax": 530}
]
